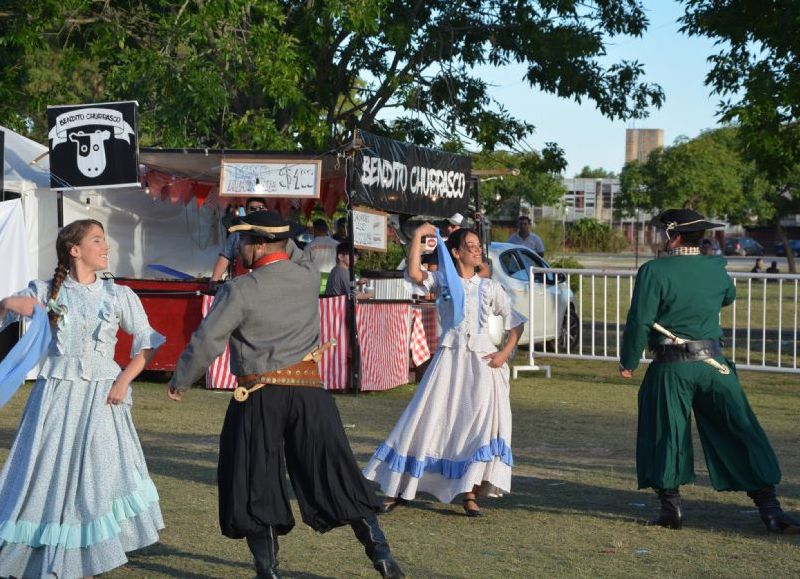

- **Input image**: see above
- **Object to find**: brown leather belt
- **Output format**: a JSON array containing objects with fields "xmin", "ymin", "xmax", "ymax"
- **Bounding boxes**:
[
  {"xmin": 234, "ymin": 359, "xmax": 322, "ymax": 402},
  {"xmin": 232, "ymin": 340, "xmax": 336, "ymax": 402},
  {"xmin": 237, "ymin": 359, "xmax": 322, "ymax": 389}
]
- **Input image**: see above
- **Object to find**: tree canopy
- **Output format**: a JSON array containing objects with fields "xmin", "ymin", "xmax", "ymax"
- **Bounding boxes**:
[
  {"xmin": 617, "ymin": 128, "xmax": 774, "ymax": 224},
  {"xmin": 0, "ymin": 0, "xmax": 664, "ymax": 156},
  {"xmin": 472, "ymin": 148, "xmax": 567, "ymax": 214},
  {"xmin": 680, "ymin": 1, "xmax": 800, "ymax": 184},
  {"xmin": 574, "ymin": 166, "xmax": 617, "ymax": 179},
  {"xmin": 677, "ymin": 2, "xmax": 800, "ymax": 270},
  {"xmin": 618, "ymin": 126, "xmax": 800, "ymax": 271}
]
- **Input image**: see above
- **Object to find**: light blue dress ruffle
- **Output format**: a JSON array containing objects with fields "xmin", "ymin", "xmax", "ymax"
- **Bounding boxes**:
[{"xmin": 373, "ymin": 437, "xmax": 514, "ymax": 479}]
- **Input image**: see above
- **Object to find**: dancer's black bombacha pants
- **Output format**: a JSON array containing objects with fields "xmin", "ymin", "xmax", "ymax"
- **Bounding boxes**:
[{"xmin": 218, "ymin": 386, "xmax": 381, "ymax": 538}]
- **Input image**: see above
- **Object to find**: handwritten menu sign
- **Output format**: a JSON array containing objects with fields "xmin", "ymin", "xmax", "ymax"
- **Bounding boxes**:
[
  {"xmin": 352, "ymin": 206, "xmax": 388, "ymax": 252},
  {"xmin": 220, "ymin": 158, "xmax": 321, "ymax": 198}
]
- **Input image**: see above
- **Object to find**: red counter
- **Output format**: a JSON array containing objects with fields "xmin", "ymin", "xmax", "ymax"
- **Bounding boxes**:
[{"xmin": 113, "ymin": 278, "xmax": 207, "ymax": 371}]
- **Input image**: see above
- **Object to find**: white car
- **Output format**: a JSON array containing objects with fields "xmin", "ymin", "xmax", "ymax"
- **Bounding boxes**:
[
  {"xmin": 486, "ymin": 242, "xmax": 578, "ymax": 349},
  {"xmin": 393, "ymin": 241, "xmax": 578, "ymax": 349}
]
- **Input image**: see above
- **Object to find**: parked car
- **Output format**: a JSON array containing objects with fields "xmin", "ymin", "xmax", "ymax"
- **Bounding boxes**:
[
  {"xmin": 724, "ymin": 237, "xmax": 764, "ymax": 256},
  {"xmin": 394, "ymin": 241, "xmax": 579, "ymax": 350},
  {"xmin": 486, "ymin": 242, "xmax": 578, "ymax": 350},
  {"xmin": 700, "ymin": 238, "xmax": 722, "ymax": 255},
  {"xmin": 774, "ymin": 239, "xmax": 800, "ymax": 257}
]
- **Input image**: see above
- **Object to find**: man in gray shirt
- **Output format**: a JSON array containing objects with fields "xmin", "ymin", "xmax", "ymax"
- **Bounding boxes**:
[
  {"xmin": 507, "ymin": 215, "xmax": 545, "ymax": 256},
  {"xmin": 168, "ymin": 211, "xmax": 404, "ymax": 579},
  {"xmin": 325, "ymin": 242, "xmax": 369, "ymax": 297}
]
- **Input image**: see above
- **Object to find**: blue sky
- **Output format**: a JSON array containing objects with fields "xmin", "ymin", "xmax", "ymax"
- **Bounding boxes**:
[{"xmin": 480, "ymin": 1, "xmax": 725, "ymax": 176}]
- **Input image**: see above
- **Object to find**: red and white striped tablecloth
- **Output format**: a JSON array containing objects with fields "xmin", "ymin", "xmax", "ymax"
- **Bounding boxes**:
[
  {"xmin": 202, "ymin": 295, "xmax": 238, "ymax": 390},
  {"xmin": 357, "ymin": 302, "xmax": 412, "ymax": 391},
  {"xmin": 319, "ymin": 295, "xmax": 348, "ymax": 391},
  {"xmin": 203, "ymin": 295, "xmax": 427, "ymax": 392}
]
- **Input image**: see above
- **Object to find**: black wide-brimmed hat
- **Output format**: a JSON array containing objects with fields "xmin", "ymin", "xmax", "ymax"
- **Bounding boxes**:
[
  {"xmin": 654, "ymin": 208, "xmax": 724, "ymax": 233},
  {"xmin": 228, "ymin": 210, "xmax": 304, "ymax": 240}
]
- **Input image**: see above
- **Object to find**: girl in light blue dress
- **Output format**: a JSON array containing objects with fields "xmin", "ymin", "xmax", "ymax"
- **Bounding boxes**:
[{"xmin": 0, "ymin": 219, "xmax": 165, "ymax": 578}]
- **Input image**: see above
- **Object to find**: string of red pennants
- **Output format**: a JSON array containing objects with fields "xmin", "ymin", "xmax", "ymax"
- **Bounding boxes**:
[{"xmin": 141, "ymin": 168, "xmax": 346, "ymax": 218}]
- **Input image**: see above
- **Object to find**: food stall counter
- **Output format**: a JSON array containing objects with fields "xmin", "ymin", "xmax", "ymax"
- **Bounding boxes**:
[{"xmin": 113, "ymin": 277, "xmax": 207, "ymax": 372}]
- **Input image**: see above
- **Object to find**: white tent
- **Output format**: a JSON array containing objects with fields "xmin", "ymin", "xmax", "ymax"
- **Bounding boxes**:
[
  {"xmin": 0, "ymin": 199, "xmax": 30, "ymax": 297},
  {"xmin": 2, "ymin": 125, "xmax": 224, "ymax": 281}
]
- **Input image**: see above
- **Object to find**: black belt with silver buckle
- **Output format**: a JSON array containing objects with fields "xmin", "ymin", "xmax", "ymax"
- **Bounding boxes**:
[{"xmin": 653, "ymin": 340, "xmax": 723, "ymax": 363}]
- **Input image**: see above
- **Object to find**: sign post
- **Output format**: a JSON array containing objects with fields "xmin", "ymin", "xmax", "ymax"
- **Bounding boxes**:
[{"xmin": 344, "ymin": 135, "xmax": 362, "ymax": 394}]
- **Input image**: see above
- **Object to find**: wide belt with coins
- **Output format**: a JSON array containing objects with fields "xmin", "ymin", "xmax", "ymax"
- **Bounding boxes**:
[{"xmin": 233, "ymin": 340, "xmax": 336, "ymax": 402}]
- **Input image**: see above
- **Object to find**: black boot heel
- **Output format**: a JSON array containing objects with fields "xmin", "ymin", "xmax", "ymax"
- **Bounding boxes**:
[
  {"xmin": 350, "ymin": 515, "xmax": 406, "ymax": 578},
  {"xmin": 246, "ymin": 527, "xmax": 281, "ymax": 579},
  {"xmin": 748, "ymin": 486, "xmax": 800, "ymax": 534},
  {"xmin": 646, "ymin": 489, "xmax": 682, "ymax": 530}
]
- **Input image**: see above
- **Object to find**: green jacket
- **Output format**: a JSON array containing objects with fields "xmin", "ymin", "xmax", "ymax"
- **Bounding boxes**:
[{"xmin": 620, "ymin": 255, "xmax": 735, "ymax": 371}]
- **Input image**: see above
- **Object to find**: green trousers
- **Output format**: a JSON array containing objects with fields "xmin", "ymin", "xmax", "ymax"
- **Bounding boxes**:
[{"xmin": 636, "ymin": 358, "xmax": 781, "ymax": 492}]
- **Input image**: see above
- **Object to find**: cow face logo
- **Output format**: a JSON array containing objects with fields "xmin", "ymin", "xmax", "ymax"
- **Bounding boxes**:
[
  {"xmin": 68, "ymin": 129, "xmax": 111, "ymax": 177},
  {"xmin": 48, "ymin": 106, "xmax": 136, "ymax": 184}
]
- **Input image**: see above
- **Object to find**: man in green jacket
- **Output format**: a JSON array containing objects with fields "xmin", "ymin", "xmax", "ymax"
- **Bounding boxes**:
[{"xmin": 619, "ymin": 208, "xmax": 799, "ymax": 534}]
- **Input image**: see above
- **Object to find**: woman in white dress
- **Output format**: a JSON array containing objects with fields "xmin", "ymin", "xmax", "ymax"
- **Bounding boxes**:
[
  {"xmin": 363, "ymin": 223, "xmax": 525, "ymax": 517},
  {"xmin": 0, "ymin": 219, "xmax": 165, "ymax": 578}
]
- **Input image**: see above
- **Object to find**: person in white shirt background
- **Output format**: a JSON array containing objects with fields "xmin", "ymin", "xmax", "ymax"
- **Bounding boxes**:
[
  {"xmin": 442, "ymin": 213, "xmax": 464, "ymax": 238},
  {"xmin": 507, "ymin": 215, "xmax": 545, "ymax": 256}
]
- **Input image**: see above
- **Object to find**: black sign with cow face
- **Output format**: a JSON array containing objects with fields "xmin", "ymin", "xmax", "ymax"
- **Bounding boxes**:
[{"xmin": 47, "ymin": 101, "xmax": 139, "ymax": 191}]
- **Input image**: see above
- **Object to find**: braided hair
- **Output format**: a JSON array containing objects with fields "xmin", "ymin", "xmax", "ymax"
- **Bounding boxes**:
[{"xmin": 47, "ymin": 219, "xmax": 104, "ymax": 325}]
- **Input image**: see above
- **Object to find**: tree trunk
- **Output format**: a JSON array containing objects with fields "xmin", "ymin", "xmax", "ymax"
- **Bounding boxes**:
[{"xmin": 775, "ymin": 217, "xmax": 796, "ymax": 273}]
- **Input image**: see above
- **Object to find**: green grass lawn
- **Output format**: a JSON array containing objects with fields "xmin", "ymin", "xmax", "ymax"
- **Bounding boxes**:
[{"xmin": 1, "ymin": 358, "xmax": 798, "ymax": 578}]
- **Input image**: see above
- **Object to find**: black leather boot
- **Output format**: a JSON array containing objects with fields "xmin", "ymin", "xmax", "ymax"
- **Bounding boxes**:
[
  {"xmin": 646, "ymin": 488, "xmax": 682, "ymax": 529},
  {"xmin": 747, "ymin": 486, "xmax": 800, "ymax": 534},
  {"xmin": 350, "ymin": 515, "xmax": 405, "ymax": 578},
  {"xmin": 246, "ymin": 527, "xmax": 281, "ymax": 578}
]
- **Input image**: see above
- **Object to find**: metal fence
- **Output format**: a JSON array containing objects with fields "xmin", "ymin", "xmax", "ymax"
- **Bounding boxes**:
[{"xmin": 513, "ymin": 267, "xmax": 800, "ymax": 377}]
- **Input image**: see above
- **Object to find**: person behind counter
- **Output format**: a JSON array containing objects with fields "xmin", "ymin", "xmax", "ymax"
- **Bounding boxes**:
[
  {"xmin": 210, "ymin": 198, "xmax": 302, "ymax": 286},
  {"xmin": 325, "ymin": 242, "xmax": 370, "ymax": 298},
  {"xmin": 303, "ymin": 218, "xmax": 339, "ymax": 273},
  {"xmin": 332, "ymin": 217, "xmax": 348, "ymax": 242},
  {"xmin": 0, "ymin": 219, "xmax": 165, "ymax": 578}
]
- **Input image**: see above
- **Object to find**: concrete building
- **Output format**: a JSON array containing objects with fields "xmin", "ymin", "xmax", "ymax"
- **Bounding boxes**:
[
  {"xmin": 560, "ymin": 177, "xmax": 620, "ymax": 223},
  {"xmin": 518, "ymin": 177, "xmax": 657, "ymax": 251},
  {"xmin": 625, "ymin": 128, "xmax": 664, "ymax": 164}
]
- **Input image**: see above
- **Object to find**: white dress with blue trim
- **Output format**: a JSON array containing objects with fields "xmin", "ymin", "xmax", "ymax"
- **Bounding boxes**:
[
  {"xmin": 0, "ymin": 276, "xmax": 166, "ymax": 578},
  {"xmin": 363, "ymin": 271, "xmax": 526, "ymax": 504}
]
